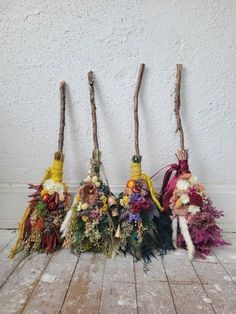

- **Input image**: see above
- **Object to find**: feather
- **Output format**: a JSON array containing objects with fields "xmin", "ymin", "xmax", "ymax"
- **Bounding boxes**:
[
  {"xmin": 179, "ymin": 216, "xmax": 195, "ymax": 260},
  {"xmin": 60, "ymin": 209, "xmax": 72, "ymax": 238}
]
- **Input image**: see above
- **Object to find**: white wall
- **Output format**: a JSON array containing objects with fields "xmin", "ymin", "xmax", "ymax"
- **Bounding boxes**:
[{"xmin": 0, "ymin": 1, "xmax": 236, "ymax": 230}]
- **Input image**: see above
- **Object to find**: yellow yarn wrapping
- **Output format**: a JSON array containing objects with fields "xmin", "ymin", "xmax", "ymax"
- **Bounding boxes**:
[
  {"xmin": 141, "ymin": 173, "xmax": 164, "ymax": 212},
  {"xmin": 130, "ymin": 161, "xmax": 164, "ymax": 212},
  {"xmin": 9, "ymin": 157, "xmax": 64, "ymax": 258},
  {"xmin": 8, "ymin": 206, "xmax": 31, "ymax": 258},
  {"xmin": 131, "ymin": 162, "xmax": 142, "ymax": 179},
  {"xmin": 51, "ymin": 159, "xmax": 63, "ymax": 182},
  {"xmin": 41, "ymin": 159, "xmax": 63, "ymax": 183},
  {"xmin": 42, "ymin": 167, "xmax": 51, "ymax": 182}
]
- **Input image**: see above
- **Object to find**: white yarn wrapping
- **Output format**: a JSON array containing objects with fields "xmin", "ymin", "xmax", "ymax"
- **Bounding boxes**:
[
  {"xmin": 172, "ymin": 215, "xmax": 195, "ymax": 260},
  {"xmin": 178, "ymin": 216, "xmax": 195, "ymax": 260}
]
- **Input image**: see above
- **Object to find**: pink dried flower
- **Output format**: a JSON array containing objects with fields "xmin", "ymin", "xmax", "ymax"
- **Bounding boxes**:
[{"xmin": 177, "ymin": 197, "xmax": 230, "ymax": 257}]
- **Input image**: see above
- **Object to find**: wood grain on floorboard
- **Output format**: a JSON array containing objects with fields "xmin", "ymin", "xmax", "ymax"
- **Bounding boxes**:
[{"xmin": 0, "ymin": 232, "xmax": 235, "ymax": 314}]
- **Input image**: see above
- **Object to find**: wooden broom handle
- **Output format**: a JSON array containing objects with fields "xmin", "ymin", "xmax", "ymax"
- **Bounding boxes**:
[
  {"xmin": 88, "ymin": 71, "xmax": 99, "ymax": 151},
  {"xmin": 58, "ymin": 81, "xmax": 66, "ymax": 153},
  {"xmin": 174, "ymin": 64, "xmax": 185, "ymax": 152},
  {"xmin": 134, "ymin": 63, "xmax": 145, "ymax": 157}
]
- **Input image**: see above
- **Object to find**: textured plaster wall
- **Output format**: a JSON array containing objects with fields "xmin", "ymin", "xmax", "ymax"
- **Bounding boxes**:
[{"xmin": 0, "ymin": 0, "xmax": 236, "ymax": 190}]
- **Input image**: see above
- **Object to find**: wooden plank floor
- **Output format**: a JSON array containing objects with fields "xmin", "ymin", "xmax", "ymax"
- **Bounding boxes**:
[{"xmin": 0, "ymin": 230, "xmax": 235, "ymax": 314}]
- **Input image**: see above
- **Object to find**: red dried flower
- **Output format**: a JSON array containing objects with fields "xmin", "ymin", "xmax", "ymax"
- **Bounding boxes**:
[
  {"xmin": 188, "ymin": 190, "xmax": 202, "ymax": 206},
  {"xmin": 79, "ymin": 182, "xmax": 98, "ymax": 204},
  {"xmin": 141, "ymin": 200, "xmax": 151, "ymax": 209},
  {"xmin": 31, "ymin": 217, "xmax": 45, "ymax": 231},
  {"xmin": 132, "ymin": 203, "xmax": 141, "ymax": 214}
]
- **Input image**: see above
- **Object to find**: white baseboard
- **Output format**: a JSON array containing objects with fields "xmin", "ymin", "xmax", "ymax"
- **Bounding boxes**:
[{"xmin": 0, "ymin": 182, "xmax": 235, "ymax": 232}]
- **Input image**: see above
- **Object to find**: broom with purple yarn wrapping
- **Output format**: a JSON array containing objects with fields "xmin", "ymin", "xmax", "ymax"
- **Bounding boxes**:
[{"xmin": 156, "ymin": 64, "xmax": 229, "ymax": 259}]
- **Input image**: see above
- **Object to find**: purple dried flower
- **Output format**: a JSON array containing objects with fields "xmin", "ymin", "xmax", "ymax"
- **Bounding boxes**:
[
  {"xmin": 130, "ymin": 193, "xmax": 142, "ymax": 204},
  {"xmin": 129, "ymin": 213, "xmax": 141, "ymax": 223}
]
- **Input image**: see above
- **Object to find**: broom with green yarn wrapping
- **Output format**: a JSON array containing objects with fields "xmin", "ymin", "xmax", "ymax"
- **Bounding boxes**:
[
  {"xmin": 9, "ymin": 81, "xmax": 70, "ymax": 258},
  {"xmin": 61, "ymin": 71, "xmax": 118, "ymax": 257}
]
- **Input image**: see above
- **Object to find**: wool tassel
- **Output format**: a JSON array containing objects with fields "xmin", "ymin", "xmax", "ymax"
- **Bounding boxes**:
[
  {"xmin": 60, "ymin": 209, "xmax": 73, "ymax": 239},
  {"xmin": 178, "ymin": 216, "xmax": 195, "ymax": 260}
]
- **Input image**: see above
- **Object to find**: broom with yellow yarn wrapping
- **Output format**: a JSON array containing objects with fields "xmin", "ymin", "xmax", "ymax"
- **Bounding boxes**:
[
  {"xmin": 60, "ymin": 71, "xmax": 118, "ymax": 257},
  {"xmin": 9, "ymin": 81, "xmax": 70, "ymax": 258},
  {"xmin": 116, "ymin": 64, "xmax": 173, "ymax": 263}
]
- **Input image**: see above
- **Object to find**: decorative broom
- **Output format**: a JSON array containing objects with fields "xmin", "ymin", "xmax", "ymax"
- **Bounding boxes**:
[
  {"xmin": 157, "ymin": 64, "xmax": 228, "ymax": 259},
  {"xmin": 61, "ymin": 71, "xmax": 118, "ymax": 257},
  {"xmin": 116, "ymin": 64, "xmax": 172, "ymax": 263},
  {"xmin": 9, "ymin": 81, "xmax": 70, "ymax": 258}
]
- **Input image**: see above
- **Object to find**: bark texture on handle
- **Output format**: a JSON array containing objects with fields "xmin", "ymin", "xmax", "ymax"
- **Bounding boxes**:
[
  {"xmin": 177, "ymin": 149, "xmax": 188, "ymax": 161},
  {"xmin": 134, "ymin": 63, "xmax": 145, "ymax": 158},
  {"xmin": 174, "ymin": 64, "xmax": 185, "ymax": 152},
  {"xmin": 58, "ymin": 81, "xmax": 66, "ymax": 154},
  {"xmin": 88, "ymin": 71, "xmax": 99, "ymax": 151}
]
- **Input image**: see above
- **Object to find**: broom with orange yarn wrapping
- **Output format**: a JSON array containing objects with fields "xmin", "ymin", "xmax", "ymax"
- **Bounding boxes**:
[
  {"xmin": 155, "ymin": 65, "xmax": 229, "ymax": 259},
  {"xmin": 116, "ymin": 64, "xmax": 172, "ymax": 263},
  {"xmin": 9, "ymin": 81, "xmax": 70, "ymax": 258}
]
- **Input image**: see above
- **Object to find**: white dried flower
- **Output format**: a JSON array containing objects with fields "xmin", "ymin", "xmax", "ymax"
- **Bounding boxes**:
[
  {"xmin": 188, "ymin": 175, "xmax": 197, "ymax": 186},
  {"xmin": 188, "ymin": 205, "xmax": 200, "ymax": 214},
  {"xmin": 180, "ymin": 194, "xmax": 190, "ymax": 205},
  {"xmin": 92, "ymin": 176, "xmax": 98, "ymax": 183},
  {"xmin": 176, "ymin": 179, "xmax": 190, "ymax": 191},
  {"xmin": 43, "ymin": 179, "xmax": 55, "ymax": 191},
  {"xmin": 54, "ymin": 182, "xmax": 64, "ymax": 194},
  {"xmin": 85, "ymin": 176, "xmax": 92, "ymax": 183}
]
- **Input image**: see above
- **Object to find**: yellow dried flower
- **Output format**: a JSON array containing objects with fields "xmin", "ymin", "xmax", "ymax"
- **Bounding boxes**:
[
  {"xmin": 59, "ymin": 194, "xmax": 65, "ymax": 202},
  {"xmin": 40, "ymin": 189, "xmax": 47, "ymax": 196},
  {"xmin": 82, "ymin": 216, "xmax": 88, "ymax": 222},
  {"xmin": 101, "ymin": 195, "xmax": 107, "ymax": 204},
  {"xmin": 48, "ymin": 189, "xmax": 55, "ymax": 195},
  {"xmin": 81, "ymin": 203, "xmax": 88, "ymax": 210},
  {"xmin": 120, "ymin": 195, "xmax": 129, "ymax": 206},
  {"xmin": 101, "ymin": 204, "xmax": 108, "ymax": 212}
]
